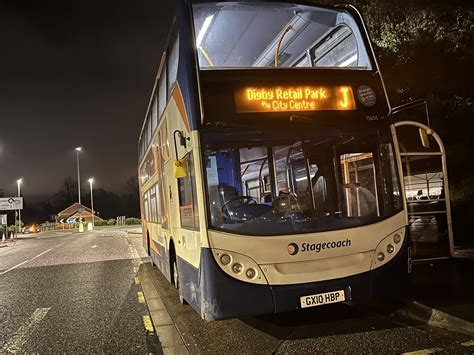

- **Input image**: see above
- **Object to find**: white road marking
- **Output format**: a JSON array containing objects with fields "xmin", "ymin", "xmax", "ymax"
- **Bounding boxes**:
[
  {"xmin": 0, "ymin": 248, "xmax": 53, "ymax": 275},
  {"xmin": 34, "ymin": 248, "xmax": 54, "ymax": 258},
  {"xmin": 0, "ymin": 239, "xmax": 70, "ymax": 275},
  {"xmin": 402, "ymin": 348, "xmax": 443, "ymax": 355},
  {"xmin": 1, "ymin": 307, "xmax": 51, "ymax": 353},
  {"xmin": 91, "ymin": 245, "xmax": 98, "ymax": 248}
]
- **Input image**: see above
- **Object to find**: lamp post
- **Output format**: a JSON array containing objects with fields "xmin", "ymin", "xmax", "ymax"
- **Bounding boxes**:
[
  {"xmin": 17, "ymin": 178, "xmax": 22, "ymax": 233},
  {"xmin": 88, "ymin": 178, "xmax": 94, "ymax": 229},
  {"xmin": 75, "ymin": 147, "xmax": 82, "ymax": 204},
  {"xmin": 75, "ymin": 147, "xmax": 83, "ymax": 232}
]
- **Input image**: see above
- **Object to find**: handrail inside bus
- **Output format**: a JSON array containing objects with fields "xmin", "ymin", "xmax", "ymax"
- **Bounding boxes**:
[{"xmin": 275, "ymin": 24, "xmax": 293, "ymax": 67}]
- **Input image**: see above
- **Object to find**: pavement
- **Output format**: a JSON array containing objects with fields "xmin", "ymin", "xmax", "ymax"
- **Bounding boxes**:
[
  {"xmin": 407, "ymin": 258, "xmax": 474, "ymax": 323},
  {"xmin": 142, "ymin": 261, "xmax": 474, "ymax": 354},
  {"xmin": 127, "ymin": 227, "xmax": 143, "ymax": 235},
  {"xmin": 0, "ymin": 227, "xmax": 161, "ymax": 353}
]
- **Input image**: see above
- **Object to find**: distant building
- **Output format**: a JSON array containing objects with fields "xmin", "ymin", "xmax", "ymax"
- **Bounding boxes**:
[{"xmin": 56, "ymin": 202, "xmax": 102, "ymax": 224}]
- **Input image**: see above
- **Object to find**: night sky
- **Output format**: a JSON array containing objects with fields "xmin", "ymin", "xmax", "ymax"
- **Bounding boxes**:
[{"xmin": 0, "ymin": 0, "xmax": 176, "ymax": 202}]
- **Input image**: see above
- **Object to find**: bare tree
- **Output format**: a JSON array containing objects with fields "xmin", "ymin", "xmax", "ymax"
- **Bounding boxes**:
[{"xmin": 55, "ymin": 176, "xmax": 78, "ymax": 209}]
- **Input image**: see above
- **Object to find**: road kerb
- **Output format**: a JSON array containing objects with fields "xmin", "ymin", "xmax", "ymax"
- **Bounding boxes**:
[
  {"xmin": 138, "ymin": 264, "xmax": 189, "ymax": 354},
  {"xmin": 401, "ymin": 347, "xmax": 443, "ymax": 355},
  {"xmin": 163, "ymin": 345, "xmax": 189, "ymax": 355},
  {"xmin": 394, "ymin": 300, "xmax": 474, "ymax": 336}
]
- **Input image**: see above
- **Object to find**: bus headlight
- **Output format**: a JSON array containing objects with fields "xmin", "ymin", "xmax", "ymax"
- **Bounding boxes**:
[
  {"xmin": 232, "ymin": 263, "xmax": 243, "ymax": 274},
  {"xmin": 212, "ymin": 249, "xmax": 267, "ymax": 285},
  {"xmin": 220, "ymin": 254, "xmax": 232, "ymax": 265},
  {"xmin": 393, "ymin": 234, "xmax": 401, "ymax": 244},
  {"xmin": 387, "ymin": 244, "xmax": 395, "ymax": 254},
  {"xmin": 245, "ymin": 268, "xmax": 257, "ymax": 279},
  {"xmin": 371, "ymin": 227, "xmax": 406, "ymax": 270}
]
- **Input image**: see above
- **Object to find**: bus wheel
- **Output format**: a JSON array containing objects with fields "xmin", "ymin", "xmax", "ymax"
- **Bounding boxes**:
[
  {"xmin": 172, "ymin": 259, "xmax": 179, "ymax": 290},
  {"xmin": 172, "ymin": 259, "xmax": 187, "ymax": 305}
]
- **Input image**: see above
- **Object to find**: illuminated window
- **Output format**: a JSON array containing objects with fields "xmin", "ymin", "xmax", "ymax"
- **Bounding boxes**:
[
  {"xmin": 161, "ymin": 122, "xmax": 170, "ymax": 161},
  {"xmin": 178, "ymin": 153, "xmax": 199, "ymax": 230},
  {"xmin": 150, "ymin": 186, "xmax": 157, "ymax": 223},
  {"xmin": 144, "ymin": 191, "xmax": 150, "ymax": 221},
  {"xmin": 192, "ymin": 2, "xmax": 372, "ymax": 70},
  {"xmin": 203, "ymin": 127, "xmax": 402, "ymax": 235},
  {"xmin": 314, "ymin": 26, "xmax": 359, "ymax": 68}
]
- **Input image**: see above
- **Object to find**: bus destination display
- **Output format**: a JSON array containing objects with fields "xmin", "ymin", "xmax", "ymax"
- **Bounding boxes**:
[{"xmin": 234, "ymin": 86, "xmax": 356, "ymax": 113}]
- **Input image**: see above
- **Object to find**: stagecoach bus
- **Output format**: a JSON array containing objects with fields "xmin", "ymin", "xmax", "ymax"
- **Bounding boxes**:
[{"xmin": 138, "ymin": 0, "xmax": 409, "ymax": 320}]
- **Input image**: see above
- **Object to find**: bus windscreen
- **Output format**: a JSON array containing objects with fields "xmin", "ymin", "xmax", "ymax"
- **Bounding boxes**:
[{"xmin": 192, "ymin": 2, "xmax": 372, "ymax": 70}]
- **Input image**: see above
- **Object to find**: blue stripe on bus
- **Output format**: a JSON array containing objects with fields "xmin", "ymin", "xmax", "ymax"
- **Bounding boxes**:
[
  {"xmin": 176, "ymin": 0, "xmax": 200, "ymax": 131},
  {"xmin": 177, "ymin": 248, "xmax": 274, "ymax": 320}
]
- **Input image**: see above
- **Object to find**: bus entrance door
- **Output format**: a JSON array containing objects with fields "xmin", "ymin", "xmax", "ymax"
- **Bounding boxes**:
[{"xmin": 391, "ymin": 120, "xmax": 454, "ymax": 260}]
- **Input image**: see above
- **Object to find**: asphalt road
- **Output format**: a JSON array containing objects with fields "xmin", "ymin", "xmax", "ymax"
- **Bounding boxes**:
[{"xmin": 0, "ymin": 227, "xmax": 161, "ymax": 353}]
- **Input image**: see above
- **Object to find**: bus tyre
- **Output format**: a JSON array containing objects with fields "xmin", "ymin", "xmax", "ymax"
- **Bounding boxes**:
[{"xmin": 172, "ymin": 259, "xmax": 187, "ymax": 305}]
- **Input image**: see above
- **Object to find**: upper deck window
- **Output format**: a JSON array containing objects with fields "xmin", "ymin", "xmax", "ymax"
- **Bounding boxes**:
[{"xmin": 192, "ymin": 2, "xmax": 372, "ymax": 70}]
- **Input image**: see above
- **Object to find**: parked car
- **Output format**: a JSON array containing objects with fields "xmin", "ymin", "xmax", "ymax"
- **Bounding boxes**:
[{"xmin": 22, "ymin": 224, "xmax": 40, "ymax": 234}]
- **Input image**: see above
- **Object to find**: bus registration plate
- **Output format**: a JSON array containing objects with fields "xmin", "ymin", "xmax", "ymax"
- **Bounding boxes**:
[{"xmin": 300, "ymin": 290, "xmax": 345, "ymax": 308}]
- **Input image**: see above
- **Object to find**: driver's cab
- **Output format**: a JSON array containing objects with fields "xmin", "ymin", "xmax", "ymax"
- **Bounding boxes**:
[{"xmin": 205, "ymin": 140, "xmax": 330, "ymax": 230}]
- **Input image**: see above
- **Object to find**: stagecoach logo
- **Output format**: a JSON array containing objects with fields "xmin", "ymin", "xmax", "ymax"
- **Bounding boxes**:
[
  {"xmin": 287, "ymin": 239, "xmax": 352, "ymax": 256},
  {"xmin": 287, "ymin": 243, "xmax": 299, "ymax": 255}
]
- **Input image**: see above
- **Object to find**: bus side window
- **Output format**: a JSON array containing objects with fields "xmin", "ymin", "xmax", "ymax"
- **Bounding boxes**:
[
  {"xmin": 161, "ymin": 122, "xmax": 170, "ymax": 161},
  {"xmin": 177, "ymin": 152, "xmax": 199, "ymax": 230}
]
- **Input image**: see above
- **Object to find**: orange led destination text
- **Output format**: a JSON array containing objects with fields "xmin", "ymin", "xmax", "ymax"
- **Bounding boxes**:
[{"xmin": 235, "ymin": 86, "xmax": 355, "ymax": 113}]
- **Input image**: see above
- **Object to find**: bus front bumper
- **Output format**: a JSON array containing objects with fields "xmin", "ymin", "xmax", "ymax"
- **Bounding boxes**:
[{"xmin": 199, "ymin": 238, "xmax": 408, "ymax": 320}]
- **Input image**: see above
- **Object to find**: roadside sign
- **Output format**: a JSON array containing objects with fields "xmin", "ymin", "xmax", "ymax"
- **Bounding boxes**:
[
  {"xmin": 0, "ymin": 197, "xmax": 23, "ymax": 211},
  {"xmin": 67, "ymin": 217, "xmax": 76, "ymax": 224},
  {"xmin": 0, "ymin": 214, "xmax": 7, "ymax": 224}
]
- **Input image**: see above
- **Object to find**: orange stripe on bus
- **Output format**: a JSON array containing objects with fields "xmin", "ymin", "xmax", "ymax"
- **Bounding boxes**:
[
  {"xmin": 172, "ymin": 84, "xmax": 191, "ymax": 132},
  {"xmin": 150, "ymin": 238, "xmax": 161, "ymax": 255}
]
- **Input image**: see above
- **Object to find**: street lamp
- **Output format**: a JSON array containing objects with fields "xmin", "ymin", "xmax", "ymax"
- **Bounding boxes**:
[
  {"xmin": 75, "ymin": 147, "xmax": 82, "ymax": 205},
  {"xmin": 88, "ymin": 178, "xmax": 94, "ymax": 229},
  {"xmin": 17, "ymin": 178, "xmax": 22, "ymax": 233},
  {"xmin": 75, "ymin": 147, "xmax": 84, "ymax": 232}
]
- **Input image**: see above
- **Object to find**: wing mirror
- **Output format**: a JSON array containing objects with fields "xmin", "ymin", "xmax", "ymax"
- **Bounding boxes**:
[
  {"xmin": 173, "ymin": 130, "xmax": 190, "ymax": 178},
  {"xmin": 173, "ymin": 159, "xmax": 187, "ymax": 178}
]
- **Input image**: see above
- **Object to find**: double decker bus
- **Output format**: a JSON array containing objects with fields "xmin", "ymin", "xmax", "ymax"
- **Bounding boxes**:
[{"xmin": 138, "ymin": 0, "xmax": 409, "ymax": 320}]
